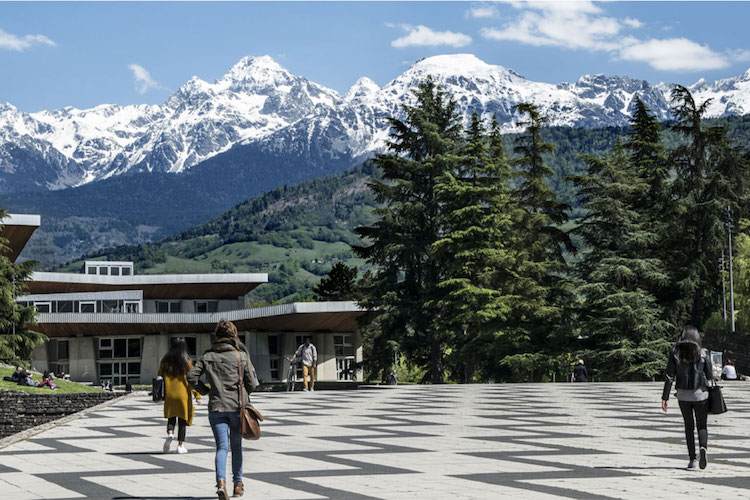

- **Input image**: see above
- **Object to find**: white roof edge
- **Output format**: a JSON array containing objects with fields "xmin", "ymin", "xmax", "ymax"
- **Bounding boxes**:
[
  {"xmin": 35, "ymin": 301, "xmax": 365, "ymax": 325},
  {"xmin": 19, "ymin": 290, "xmax": 143, "ymax": 302},
  {"xmin": 84, "ymin": 260, "xmax": 134, "ymax": 266},
  {"xmin": 31, "ymin": 271, "xmax": 269, "ymax": 285},
  {"xmin": 4, "ymin": 214, "xmax": 41, "ymax": 227}
]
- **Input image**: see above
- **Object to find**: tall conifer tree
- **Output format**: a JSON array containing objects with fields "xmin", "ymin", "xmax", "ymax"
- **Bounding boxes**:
[
  {"xmin": 502, "ymin": 103, "xmax": 574, "ymax": 380},
  {"xmin": 433, "ymin": 114, "xmax": 518, "ymax": 381},
  {"xmin": 354, "ymin": 78, "xmax": 462, "ymax": 383}
]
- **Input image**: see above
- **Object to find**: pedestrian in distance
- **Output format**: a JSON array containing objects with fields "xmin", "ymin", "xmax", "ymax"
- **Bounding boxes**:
[
  {"xmin": 662, "ymin": 325, "xmax": 714, "ymax": 470},
  {"xmin": 572, "ymin": 359, "xmax": 588, "ymax": 382},
  {"xmin": 159, "ymin": 340, "xmax": 201, "ymax": 454},
  {"xmin": 722, "ymin": 359, "xmax": 738, "ymax": 381},
  {"xmin": 293, "ymin": 336, "xmax": 317, "ymax": 391},
  {"xmin": 188, "ymin": 319, "xmax": 259, "ymax": 500}
]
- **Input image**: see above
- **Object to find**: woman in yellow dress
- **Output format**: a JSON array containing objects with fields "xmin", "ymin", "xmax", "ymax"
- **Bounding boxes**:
[{"xmin": 159, "ymin": 340, "xmax": 201, "ymax": 454}]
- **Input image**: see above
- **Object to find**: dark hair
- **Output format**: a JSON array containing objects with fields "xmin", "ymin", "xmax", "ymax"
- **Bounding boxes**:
[
  {"xmin": 675, "ymin": 325, "xmax": 702, "ymax": 364},
  {"xmin": 727, "ymin": 359, "xmax": 734, "ymax": 366},
  {"xmin": 160, "ymin": 340, "xmax": 193, "ymax": 378},
  {"xmin": 215, "ymin": 319, "xmax": 238, "ymax": 339},
  {"xmin": 43, "ymin": 370, "xmax": 50, "ymax": 380}
]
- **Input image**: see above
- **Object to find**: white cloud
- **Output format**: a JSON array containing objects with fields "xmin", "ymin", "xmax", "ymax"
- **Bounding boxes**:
[
  {"xmin": 480, "ymin": 1, "xmax": 747, "ymax": 73},
  {"xmin": 391, "ymin": 25, "xmax": 472, "ymax": 48},
  {"xmin": 623, "ymin": 18, "xmax": 644, "ymax": 29},
  {"xmin": 466, "ymin": 5, "xmax": 499, "ymax": 19},
  {"xmin": 128, "ymin": 64, "xmax": 161, "ymax": 94},
  {"xmin": 0, "ymin": 28, "xmax": 56, "ymax": 51}
]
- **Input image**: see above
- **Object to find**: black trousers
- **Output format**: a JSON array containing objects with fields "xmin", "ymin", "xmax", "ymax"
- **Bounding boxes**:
[
  {"xmin": 167, "ymin": 417, "xmax": 187, "ymax": 442},
  {"xmin": 678, "ymin": 399, "xmax": 708, "ymax": 460}
]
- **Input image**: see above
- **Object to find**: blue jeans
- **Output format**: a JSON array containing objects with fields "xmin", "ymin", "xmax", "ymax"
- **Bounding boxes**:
[{"xmin": 208, "ymin": 411, "xmax": 243, "ymax": 483}]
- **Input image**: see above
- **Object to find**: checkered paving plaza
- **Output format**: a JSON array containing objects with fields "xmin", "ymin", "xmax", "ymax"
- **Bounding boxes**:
[{"xmin": 2, "ymin": 383, "xmax": 750, "ymax": 499}]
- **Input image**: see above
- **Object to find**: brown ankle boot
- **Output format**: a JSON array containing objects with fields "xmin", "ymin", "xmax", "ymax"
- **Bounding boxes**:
[
  {"xmin": 233, "ymin": 482, "xmax": 244, "ymax": 497},
  {"xmin": 216, "ymin": 480, "xmax": 229, "ymax": 500}
]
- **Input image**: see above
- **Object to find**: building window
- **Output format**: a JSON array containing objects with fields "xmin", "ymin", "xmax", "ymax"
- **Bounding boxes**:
[
  {"xmin": 98, "ymin": 361, "xmax": 140, "ymax": 386},
  {"xmin": 124, "ymin": 301, "xmax": 140, "ymax": 313},
  {"xmin": 99, "ymin": 338, "xmax": 112, "ymax": 359},
  {"xmin": 122, "ymin": 267, "xmax": 132, "ymax": 276},
  {"xmin": 99, "ymin": 267, "xmax": 109, "ymax": 275},
  {"xmin": 334, "ymin": 335, "xmax": 355, "ymax": 381},
  {"xmin": 268, "ymin": 334, "xmax": 281, "ymax": 380},
  {"xmin": 87, "ymin": 267, "xmax": 97, "ymax": 275},
  {"xmin": 79, "ymin": 301, "xmax": 96, "ymax": 313},
  {"xmin": 194, "ymin": 301, "xmax": 218, "ymax": 313},
  {"xmin": 111, "ymin": 267, "xmax": 120, "ymax": 276},
  {"xmin": 57, "ymin": 340, "xmax": 69, "ymax": 360},
  {"xmin": 57, "ymin": 301, "xmax": 74, "ymax": 313},
  {"xmin": 34, "ymin": 302, "xmax": 51, "ymax": 313},
  {"xmin": 157, "ymin": 301, "xmax": 182, "ymax": 313}
]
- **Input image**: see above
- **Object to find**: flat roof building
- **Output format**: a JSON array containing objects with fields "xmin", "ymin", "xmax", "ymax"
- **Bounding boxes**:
[{"xmin": 4, "ymin": 214, "xmax": 365, "ymax": 386}]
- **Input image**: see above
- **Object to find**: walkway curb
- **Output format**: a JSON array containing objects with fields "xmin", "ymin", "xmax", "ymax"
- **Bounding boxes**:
[{"xmin": 0, "ymin": 391, "xmax": 142, "ymax": 450}]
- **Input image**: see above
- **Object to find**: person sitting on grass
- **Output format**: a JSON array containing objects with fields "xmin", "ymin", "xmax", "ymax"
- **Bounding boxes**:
[{"xmin": 37, "ymin": 370, "xmax": 57, "ymax": 390}]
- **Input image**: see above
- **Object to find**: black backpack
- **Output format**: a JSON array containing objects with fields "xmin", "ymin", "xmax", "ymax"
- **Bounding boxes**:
[{"xmin": 152, "ymin": 376, "xmax": 165, "ymax": 401}]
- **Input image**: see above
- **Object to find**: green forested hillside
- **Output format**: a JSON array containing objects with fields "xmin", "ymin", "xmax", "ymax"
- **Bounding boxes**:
[{"xmin": 51, "ymin": 114, "xmax": 750, "ymax": 305}]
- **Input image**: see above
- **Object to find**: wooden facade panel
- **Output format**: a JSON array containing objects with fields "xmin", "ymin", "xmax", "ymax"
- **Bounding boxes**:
[{"xmin": 1, "ymin": 224, "xmax": 37, "ymax": 263}]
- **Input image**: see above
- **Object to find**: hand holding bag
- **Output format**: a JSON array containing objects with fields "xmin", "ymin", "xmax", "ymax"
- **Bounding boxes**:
[
  {"xmin": 236, "ymin": 349, "xmax": 263, "ymax": 440},
  {"xmin": 708, "ymin": 380, "xmax": 728, "ymax": 415}
]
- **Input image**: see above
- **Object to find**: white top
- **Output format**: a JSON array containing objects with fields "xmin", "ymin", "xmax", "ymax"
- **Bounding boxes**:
[
  {"xmin": 295, "ymin": 344, "xmax": 317, "ymax": 367},
  {"xmin": 723, "ymin": 365, "xmax": 738, "ymax": 380}
]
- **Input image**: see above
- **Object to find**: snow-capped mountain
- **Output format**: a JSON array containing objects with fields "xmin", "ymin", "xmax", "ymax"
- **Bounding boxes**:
[{"xmin": 2, "ymin": 53, "xmax": 750, "ymax": 193}]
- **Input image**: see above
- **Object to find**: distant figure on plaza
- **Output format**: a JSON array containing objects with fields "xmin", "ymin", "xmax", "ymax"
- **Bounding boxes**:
[
  {"xmin": 293, "ymin": 336, "xmax": 317, "ymax": 391},
  {"xmin": 188, "ymin": 319, "xmax": 259, "ymax": 500},
  {"xmin": 722, "ymin": 359, "xmax": 738, "ymax": 380},
  {"xmin": 572, "ymin": 359, "xmax": 588, "ymax": 382},
  {"xmin": 159, "ymin": 340, "xmax": 201, "ymax": 454},
  {"xmin": 662, "ymin": 325, "xmax": 714, "ymax": 470}
]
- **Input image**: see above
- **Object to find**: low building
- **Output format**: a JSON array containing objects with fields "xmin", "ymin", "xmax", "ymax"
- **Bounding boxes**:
[{"xmin": 3, "ymin": 214, "xmax": 364, "ymax": 385}]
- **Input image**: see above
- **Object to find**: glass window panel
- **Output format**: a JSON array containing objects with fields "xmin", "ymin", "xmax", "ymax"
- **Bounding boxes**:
[
  {"xmin": 99, "ymin": 267, "xmax": 109, "ymax": 275},
  {"xmin": 157, "ymin": 301, "xmax": 169, "ymax": 313},
  {"xmin": 195, "ymin": 301, "xmax": 208, "ymax": 313},
  {"xmin": 114, "ymin": 339, "xmax": 127, "ymax": 358},
  {"xmin": 124, "ymin": 302, "xmax": 139, "ymax": 313},
  {"xmin": 128, "ymin": 338, "xmax": 141, "ymax": 358},
  {"xmin": 268, "ymin": 335, "xmax": 280, "ymax": 356},
  {"xmin": 113, "ymin": 363, "xmax": 120, "ymax": 374},
  {"xmin": 87, "ymin": 267, "xmax": 96, "ymax": 274},
  {"xmin": 111, "ymin": 267, "xmax": 120, "ymax": 276},
  {"xmin": 170, "ymin": 302, "xmax": 182, "ymax": 313},
  {"xmin": 122, "ymin": 267, "xmax": 131, "ymax": 276},
  {"xmin": 58, "ymin": 340, "xmax": 69, "ymax": 360},
  {"xmin": 57, "ymin": 301, "xmax": 73, "ymax": 313},
  {"xmin": 128, "ymin": 362, "xmax": 140, "ymax": 375},
  {"xmin": 99, "ymin": 363, "xmax": 112, "ymax": 376},
  {"xmin": 100, "ymin": 338, "xmax": 111, "ymax": 347},
  {"xmin": 99, "ymin": 349, "xmax": 112, "ymax": 359},
  {"xmin": 35, "ymin": 303, "xmax": 51, "ymax": 313},
  {"xmin": 208, "ymin": 301, "xmax": 218, "ymax": 313},
  {"xmin": 80, "ymin": 302, "xmax": 95, "ymax": 313},
  {"xmin": 101, "ymin": 300, "xmax": 118, "ymax": 313}
]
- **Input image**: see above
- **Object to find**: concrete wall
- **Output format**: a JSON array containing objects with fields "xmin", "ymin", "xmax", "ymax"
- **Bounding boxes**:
[{"xmin": 31, "ymin": 330, "xmax": 362, "ymax": 385}]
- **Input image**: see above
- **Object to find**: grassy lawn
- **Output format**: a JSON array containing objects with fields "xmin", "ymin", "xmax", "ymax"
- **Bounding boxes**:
[{"xmin": 0, "ymin": 366, "xmax": 103, "ymax": 394}]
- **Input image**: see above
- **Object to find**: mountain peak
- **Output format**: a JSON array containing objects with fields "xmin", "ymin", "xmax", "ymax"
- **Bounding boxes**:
[
  {"xmin": 345, "ymin": 77, "xmax": 380, "ymax": 101},
  {"xmin": 408, "ymin": 54, "xmax": 509, "ymax": 77},
  {"xmin": 216, "ymin": 55, "xmax": 294, "ymax": 92}
]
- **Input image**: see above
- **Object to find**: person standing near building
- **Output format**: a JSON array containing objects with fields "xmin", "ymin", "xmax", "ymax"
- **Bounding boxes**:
[
  {"xmin": 188, "ymin": 319, "xmax": 258, "ymax": 500},
  {"xmin": 159, "ymin": 340, "xmax": 201, "ymax": 454},
  {"xmin": 293, "ymin": 336, "xmax": 317, "ymax": 391},
  {"xmin": 662, "ymin": 325, "xmax": 714, "ymax": 470}
]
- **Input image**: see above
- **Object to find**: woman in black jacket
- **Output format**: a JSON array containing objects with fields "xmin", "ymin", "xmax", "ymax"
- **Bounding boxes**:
[{"xmin": 661, "ymin": 325, "xmax": 714, "ymax": 470}]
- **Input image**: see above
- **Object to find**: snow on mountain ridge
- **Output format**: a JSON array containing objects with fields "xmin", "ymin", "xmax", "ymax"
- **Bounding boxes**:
[{"xmin": 2, "ymin": 54, "xmax": 750, "ymax": 192}]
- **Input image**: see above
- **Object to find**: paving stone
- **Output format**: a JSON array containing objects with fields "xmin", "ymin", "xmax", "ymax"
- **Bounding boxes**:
[{"xmin": 0, "ymin": 383, "xmax": 749, "ymax": 499}]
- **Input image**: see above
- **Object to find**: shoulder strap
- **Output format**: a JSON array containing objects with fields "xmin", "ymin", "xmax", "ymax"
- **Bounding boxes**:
[{"xmin": 236, "ymin": 349, "xmax": 243, "ymax": 408}]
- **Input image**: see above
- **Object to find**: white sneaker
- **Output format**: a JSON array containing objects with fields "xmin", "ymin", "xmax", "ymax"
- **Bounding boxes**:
[
  {"xmin": 163, "ymin": 435, "xmax": 173, "ymax": 453},
  {"xmin": 176, "ymin": 445, "xmax": 188, "ymax": 454},
  {"xmin": 310, "ymin": 387, "xmax": 315, "ymax": 392}
]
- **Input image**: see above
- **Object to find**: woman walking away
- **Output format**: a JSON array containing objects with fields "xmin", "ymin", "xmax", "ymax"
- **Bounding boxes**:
[
  {"xmin": 188, "ymin": 319, "xmax": 259, "ymax": 500},
  {"xmin": 572, "ymin": 360, "xmax": 588, "ymax": 382},
  {"xmin": 159, "ymin": 340, "xmax": 201, "ymax": 454},
  {"xmin": 662, "ymin": 325, "xmax": 714, "ymax": 470}
]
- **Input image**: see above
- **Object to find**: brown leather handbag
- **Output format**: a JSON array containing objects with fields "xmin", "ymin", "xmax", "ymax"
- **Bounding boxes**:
[{"xmin": 236, "ymin": 349, "xmax": 263, "ymax": 440}]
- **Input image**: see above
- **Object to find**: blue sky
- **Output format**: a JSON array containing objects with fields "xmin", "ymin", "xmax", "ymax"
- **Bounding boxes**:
[{"xmin": 2, "ymin": 1, "xmax": 750, "ymax": 112}]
